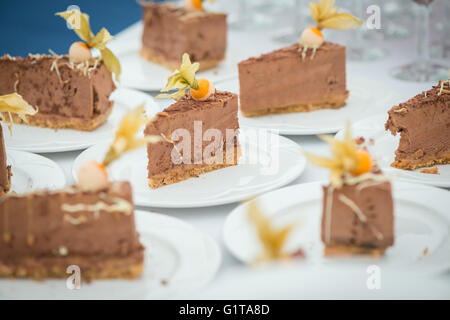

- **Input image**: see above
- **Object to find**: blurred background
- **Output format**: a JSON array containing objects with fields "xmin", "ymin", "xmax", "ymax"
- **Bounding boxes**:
[{"xmin": 1, "ymin": 0, "xmax": 448, "ymax": 82}]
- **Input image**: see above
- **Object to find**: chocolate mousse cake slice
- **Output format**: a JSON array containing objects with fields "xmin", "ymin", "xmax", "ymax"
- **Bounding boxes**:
[
  {"xmin": 238, "ymin": 0, "xmax": 362, "ymax": 117},
  {"xmin": 322, "ymin": 177, "xmax": 394, "ymax": 256},
  {"xmin": 0, "ymin": 126, "xmax": 11, "ymax": 195},
  {"xmin": 140, "ymin": 2, "xmax": 227, "ymax": 71},
  {"xmin": 385, "ymin": 80, "xmax": 450, "ymax": 170},
  {"xmin": 0, "ymin": 181, "xmax": 144, "ymax": 280},
  {"xmin": 238, "ymin": 42, "xmax": 348, "ymax": 117},
  {"xmin": 306, "ymin": 125, "xmax": 394, "ymax": 256},
  {"xmin": 145, "ymin": 91, "xmax": 240, "ymax": 188},
  {"xmin": 0, "ymin": 54, "xmax": 115, "ymax": 131}
]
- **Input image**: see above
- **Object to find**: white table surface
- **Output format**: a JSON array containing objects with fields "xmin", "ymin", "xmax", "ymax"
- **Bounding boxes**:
[{"xmin": 44, "ymin": 26, "xmax": 450, "ymax": 298}]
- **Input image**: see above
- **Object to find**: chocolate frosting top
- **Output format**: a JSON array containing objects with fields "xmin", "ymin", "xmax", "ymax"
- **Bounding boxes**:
[
  {"xmin": 163, "ymin": 91, "xmax": 235, "ymax": 113},
  {"xmin": 239, "ymin": 41, "xmax": 344, "ymax": 65},
  {"xmin": 140, "ymin": 2, "xmax": 225, "ymax": 20}
]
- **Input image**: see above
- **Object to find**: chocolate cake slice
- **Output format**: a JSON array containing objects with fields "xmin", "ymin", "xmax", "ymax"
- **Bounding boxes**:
[
  {"xmin": 0, "ymin": 54, "xmax": 116, "ymax": 131},
  {"xmin": 0, "ymin": 126, "xmax": 11, "ymax": 195},
  {"xmin": 140, "ymin": 2, "xmax": 227, "ymax": 71},
  {"xmin": 385, "ymin": 80, "xmax": 450, "ymax": 170},
  {"xmin": 145, "ymin": 91, "xmax": 240, "ymax": 188},
  {"xmin": 322, "ymin": 177, "xmax": 394, "ymax": 256},
  {"xmin": 238, "ymin": 42, "xmax": 348, "ymax": 117},
  {"xmin": 0, "ymin": 181, "xmax": 144, "ymax": 280}
]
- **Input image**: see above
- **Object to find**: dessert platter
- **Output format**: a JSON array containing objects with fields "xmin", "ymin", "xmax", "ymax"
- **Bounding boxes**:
[
  {"xmin": 1, "ymin": 0, "xmax": 449, "ymax": 300},
  {"xmin": 73, "ymin": 54, "xmax": 306, "ymax": 207},
  {"xmin": 0, "ymin": 105, "xmax": 221, "ymax": 299},
  {"xmin": 336, "ymin": 79, "xmax": 450, "ymax": 187},
  {"xmin": 224, "ymin": 126, "xmax": 450, "ymax": 274},
  {"xmin": 218, "ymin": 75, "xmax": 401, "ymax": 135},
  {"xmin": 111, "ymin": 1, "xmax": 279, "ymax": 91},
  {"xmin": 1, "ymin": 10, "xmax": 159, "ymax": 153}
]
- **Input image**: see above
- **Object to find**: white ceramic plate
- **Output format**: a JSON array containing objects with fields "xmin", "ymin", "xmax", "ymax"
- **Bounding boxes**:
[
  {"xmin": 3, "ymin": 88, "xmax": 161, "ymax": 153},
  {"xmin": 224, "ymin": 181, "xmax": 450, "ymax": 275},
  {"xmin": 0, "ymin": 210, "xmax": 221, "ymax": 300},
  {"xmin": 7, "ymin": 149, "xmax": 66, "ymax": 193},
  {"xmin": 111, "ymin": 22, "xmax": 279, "ymax": 91},
  {"xmin": 335, "ymin": 114, "xmax": 450, "ymax": 188},
  {"xmin": 72, "ymin": 130, "xmax": 306, "ymax": 208},
  {"xmin": 216, "ymin": 76, "xmax": 402, "ymax": 135}
]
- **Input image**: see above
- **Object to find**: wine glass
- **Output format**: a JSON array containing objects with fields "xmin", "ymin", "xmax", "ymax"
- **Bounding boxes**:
[{"xmin": 390, "ymin": 0, "xmax": 449, "ymax": 82}]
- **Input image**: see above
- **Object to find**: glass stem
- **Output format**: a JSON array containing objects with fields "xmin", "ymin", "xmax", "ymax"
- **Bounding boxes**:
[{"xmin": 416, "ymin": 4, "xmax": 430, "ymax": 68}]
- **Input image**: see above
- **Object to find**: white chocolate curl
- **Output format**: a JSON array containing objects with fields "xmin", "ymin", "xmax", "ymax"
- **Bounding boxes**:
[
  {"xmin": 69, "ymin": 42, "xmax": 92, "ymax": 63},
  {"xmin": 77, "ymin": 161, "xmax": 109, "ymax": 191},
  {"xmin": 300, "ymin": 27, "xmax": 324, "ymax": 48}
]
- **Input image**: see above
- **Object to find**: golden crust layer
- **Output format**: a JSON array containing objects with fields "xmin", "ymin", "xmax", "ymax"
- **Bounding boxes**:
[
  {"xmin": 2, "ymin": 103, "xmax": 113, "ymax": 131},
  {"xmin": 241, "ymin": 92, "xmax": 349, "ymax": 117},
  {"xmin": 391, "ymin": 150, "xmax": 450, "ymax": 170},
  {"xmin": 0, "ymin": 255, "xmax": 144, "ymax": 281},
  {"xmin": 149, "ymin": 146, "xmax": 241, "ymax": 189},
  {"xmin": 140, "ymin": 47, "xmax": 223, "ymax": 71},
  {"xmin": 324, "ymin": 245, "xmax": 386, "ymax": 257}
]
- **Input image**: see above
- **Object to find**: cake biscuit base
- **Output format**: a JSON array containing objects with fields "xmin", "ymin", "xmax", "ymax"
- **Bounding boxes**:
[
  {"xmin": 149, "ymin": 145, "xmax": 241, "ymax": 189},
  {"xmin": 324, "ymin": 245, "xmax": 386, "ymax": 258},
  {"xmin": 0, "ymin": 254, "xmax": 144, "ymax": 281},
  {"xmin": 241, "ymin": 92, "xmax": 349, "ymax": 117},
  {"xmin": 3, "ymin": 103, "xmax": 114, "ymax": 131},
  {"xmin": 140, "ymin": 47, "xmax": 224, "ymax": 72},
  {"xmin": 391, "ymin": 150, "xmax": 450, "ymax": 170}
]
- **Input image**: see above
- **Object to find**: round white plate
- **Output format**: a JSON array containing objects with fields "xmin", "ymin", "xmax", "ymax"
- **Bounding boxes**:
[
  {"xmin": 335, "ymin": 114, "xmax": 450, "ymax": 188},
  {"xmin": 112, "ymin": 22, "xmax": 279, "ymax": 91},
  {"xmin": 224, "ymin": 181, "xmax": 450, "ymax": 274},
  {"xmin": 0, "ymin": 210, "xmax": 221, "ymax": 300},
  {"xmin": 72, "ymin": 130, "xmax": 306, "ymax": 208},
  {"xmin": 216, "ymin": 75, "xmax": 402, "ymax": 135},
  {"xmin": 7, "ymin": 149, "xmax": 66, "ymax": 193},
  {"xmin": 3, "ymin": 88, "xmax": 161, "ymax": 153}
]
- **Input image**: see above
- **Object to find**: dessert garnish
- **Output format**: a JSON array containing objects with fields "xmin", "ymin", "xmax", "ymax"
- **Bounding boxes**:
[
  {"xmin": 184, "ymin": 0, "xmax": 215, "ymax": 12},
  {"xmin": 156, "ymin": 53, "xmax": 215, "ymax": 100},
  {"xmin": 300, "ymin": 0, "xmax": 363, "ymax": 59},
  {"xmin": 0, "ymin": 93, "xmax": 38, "ymax": 133},
  {"xmin": 247, "ymin": 199, "xmax": 297, "ymax": 262},
  {"xmin": 56, "ymin": 9, "xmax": 121, "ymax": 81},
  {"xmin": 77, "ymin": 106, "xmax": 159, "ymax": 191},
  {"xmin": 304, "ymin": 123, "xmax": 375, "ymax": 188}
]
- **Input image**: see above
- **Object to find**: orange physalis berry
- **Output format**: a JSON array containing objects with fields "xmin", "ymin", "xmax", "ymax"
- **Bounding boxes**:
[
  {"xmin": 185, "ymin": 0, "xmax": 203, "ymax": 11},
  {"xmin": 190, "ymin": 78, "xmax": 215, "ymax": 101},
  {"xmin": 352, "ymin": 150, "xmax": 372, "ymax": 176}
]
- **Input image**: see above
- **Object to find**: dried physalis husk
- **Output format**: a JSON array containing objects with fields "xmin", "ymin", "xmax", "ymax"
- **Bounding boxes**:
[
  {"xmin": 247, "ymin": 200, "xmax": 295, "ymax": 263},
  {"xmin": 0, "ymin": 93, "xmax": 38, "ymax": 134},
  {"xmin": 102, "ymin": 105, "xmax": 157, "ymax": 167},
  {"xmin": 56, "ymin": 9, "xmax": 121, "ymax": 82},
  {"xmin": 156, "ymin": 53, "xmax": 200, "ymax": 100},
  {"xmin": 309, "ymin": 0, "xmax": 363, "ymax": 31},
  {"xmin": 304, "ymin": 123, "xmax": 373, "ymax": 187}
]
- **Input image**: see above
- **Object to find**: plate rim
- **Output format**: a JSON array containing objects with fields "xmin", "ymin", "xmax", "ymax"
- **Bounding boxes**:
[
  {"xmin": 71, "ymin": 132, "xmax": 307, "ymax": 208},
  {"xmin": 4, "ymin": 88, "xmax": 159, "ymax": 153},
  {"xmin": 7, "ymin": 148, "xmax": 66, "ymax": 191}
]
